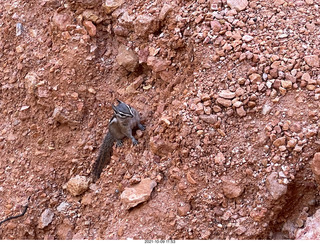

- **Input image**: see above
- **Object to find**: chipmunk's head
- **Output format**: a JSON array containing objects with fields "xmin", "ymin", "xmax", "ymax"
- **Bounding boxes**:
[{"xmin": 112, "ymin": 99, "xmax": 134, "ymax": 119}]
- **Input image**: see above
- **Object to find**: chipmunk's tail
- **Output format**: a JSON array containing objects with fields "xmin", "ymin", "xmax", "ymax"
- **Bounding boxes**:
[{"xmin": 91, "ymin": 131, "xmax": 115, "ymax": 182}]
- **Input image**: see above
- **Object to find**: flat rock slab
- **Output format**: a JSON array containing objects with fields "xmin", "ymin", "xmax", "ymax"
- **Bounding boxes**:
[{"xmin": 120, "ymin": 178, "xmax": 157, "ymax": 209}]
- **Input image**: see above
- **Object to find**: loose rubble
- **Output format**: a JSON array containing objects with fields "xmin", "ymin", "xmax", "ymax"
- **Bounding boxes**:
[{"xmin": 1, "ymin": 0, "xmax": 320, "ymax": 240}]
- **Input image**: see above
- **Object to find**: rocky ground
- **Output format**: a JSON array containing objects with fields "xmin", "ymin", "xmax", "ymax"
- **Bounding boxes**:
[{"xmin": 1, "ymin": 0, "xmax": 320, "ymax": 240}]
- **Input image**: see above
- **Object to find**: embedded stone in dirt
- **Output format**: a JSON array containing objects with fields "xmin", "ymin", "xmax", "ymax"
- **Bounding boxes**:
[
  {"xmin": 65, "ymin": 175, "xmax": 89, "ymax": 197},
  {"xmin": 103, "ymin": 0, "xmax": 124, "ymax": 14},
  {"xmin": 304, "ymin": 55, "xmax": 319, "ymax": 67},
  {"xmin": 39, "ymin": 209, "xmax": 54, "ymax": 229},
  {"xmin": 216, "ymin": 97, "xmax": 232, "ymax": 107},
  {"xmin": 83, "ymin": 20, "xmax": 96, "ymax": 37},
  {"xmin": 159, "ymin": 4, "xmax": 173, "ymax": 21},
  {"xmin": 177, "ymin": 202, "xmax": 191, "ymax": 216},
  {"xmin": 221, "ymin": 176, "xmax": 244, "ymax": 198},
  {"xmin": 266, "ymin": 172, "xmax": 287, "ymax": 200},
  {"xmin": 227, "ymin": 0, "xmax": 248, "ymax": 11},
  {"xmin": 311, "ymin": 153, "xmax": 320, "ymax": 185},
  {"xmin": 134, "ymin": 14, "xmax": 159, "ymax": 37},
  {"xmin": 218, "ymin": 90, "xmax": 236, "ymax": 99},
  {"xmin": 295, "ymin": 209, "xmax": 320, "ymax": 239},
  {"xmin": 51, "ymin": 11, "xmax": 72, "ymax": 31},
  {"xmin": 120, "ymin": 178, "xmax": 157, "ymax": 209},
  {"xmin": 199, "ymin": 114, "xmax": 218, "ymax": 124},
  {"xmin": 116, "ymin": 45, "xmax": 139, "ymax": 72}
]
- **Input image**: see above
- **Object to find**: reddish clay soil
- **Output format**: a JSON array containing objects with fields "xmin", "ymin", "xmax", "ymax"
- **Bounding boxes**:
[{"xmin": 1, "ymin": 0, "xmax": 320, "ymax": 240}]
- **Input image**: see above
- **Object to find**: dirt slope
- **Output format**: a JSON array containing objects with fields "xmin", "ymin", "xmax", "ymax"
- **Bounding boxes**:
[{"xmin": 1, "ymin": 0, "xmax": 320, "ymax": 240}]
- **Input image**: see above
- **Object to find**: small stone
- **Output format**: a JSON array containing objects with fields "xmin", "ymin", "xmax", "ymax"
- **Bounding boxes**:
[
  {"xmin": 249, "ymin": 73, "xmax": 262, "ymax": 83},
  {"xmin": 236, "ymin": 106, "xmax": 246, "ymax": 117},
  {"xmin": 311, "ymin": 153, "xmax": 320, "ymax": 183},
  {"xmin": 39, "ymin": 209, "xmax": 54, "ymax": 229},
  {"xmin": 199, "ymin": 114, "xmax": 218, "ymax": 124},
  {"xmin": 281, "ymin": 80, "xmax": 292, "ymax": 89},
  {"xmin": 16, "ymin": 23, "xmax": 23, "ymax": 36},
  {"xmin": 116, "ymin": 45, "xmax": 138, "ymax": 72},
  {"xmin": 227, "ymin": 0, "xmax": 248, "ymax": 11},
  {"xmin": 304, "ymin": 55, "xmax": 319, "ymax": 67},
  {"xmin": 216, "ymin": 97, "xmax": 232, "ymax": 107},
  {"xmin": 65, "ymin": 175, "xmax": 89, "ymax": 196},
  {"xmin": 235, "ymin": 226, "xmax": 247, "ymax": 235},
  {"xmin": 57, "ymin": 202, "xmax": 70, "ymax": 212},
  {"xmin": 287, "ymin": 138, "xmax": 297, "ymax": 148},
  {"xmin": 242, "ymin": 35, "xmax": 253, "ymax": 42},
  {"xmin": 177, "ymin": 203, "xmax": 191, "ymax": 216},
  {"xmin": 210, "ymin": 20, "xmax": 222, "ymax": 33},
  {"xmin": 52, "ymin": 11, "xmax": 72, "ymax": 31},
  {"xmin": 221, "ymin": 176, "xmax": 244, "ymax": 198},
  {"xmin": 83, "ymin": 20, "xmax": 96, "ymax": 37},
  {"xmin": 120, "ymin": 178, "xmax": 157, "ymax": 209},
  {"xmin": 266, "ymin": 172, "xmax": 287, "ymax": 200},
  {"xmin": 215, "ymin": 152, "xmax": 225, "ymax": 165},
  {"xmin": 134, "ymin": 14, "xmax": 159, "ymax": 37},
  {"xmin": 219, "ymin": 90, "xmax": 236, "ymax": 99},
  {"xmin": 103, "ymin": 0, "xmax": 124, "ymax": 14},
  {"xmin": 273, "ymin": 137, "xmax": 286, "ymax": 147},
  {"xmin": 159, "ymin": 4, "xmax": 173, "ymax": 21}
]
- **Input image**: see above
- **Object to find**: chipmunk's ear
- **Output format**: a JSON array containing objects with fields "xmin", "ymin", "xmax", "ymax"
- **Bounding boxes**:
[{"xmin": 112, "ymin": 104, "xmax": 118, "ymax": 113}]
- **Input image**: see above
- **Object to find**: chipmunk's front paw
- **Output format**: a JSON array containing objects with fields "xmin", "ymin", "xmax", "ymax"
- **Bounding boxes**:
[{"xmin": 138, "ymin": 124, "xmax": 146, "ymax": 131}]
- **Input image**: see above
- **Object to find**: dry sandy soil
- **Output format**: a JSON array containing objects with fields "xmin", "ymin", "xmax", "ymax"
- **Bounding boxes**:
[{"xmin": 1, "ymin": 0, "xmax": 320, "ymax": 240}]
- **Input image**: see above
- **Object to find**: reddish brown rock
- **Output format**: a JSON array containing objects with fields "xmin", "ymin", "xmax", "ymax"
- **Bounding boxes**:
[
  {"xmin": 120, "ymin": 178, "xmax": 157, "ymax": 209},
  {"xmin": 266, "ymin": 172, "xmax": 287, "ymax": 200},
  {"xmin": 216, "ymin": 97, "xmax": 232, "ymax": 107},
  {"xmin": 83, "ymin": 20, "xmax": 96, "ymax": 37},
  {"xmin": 134, "ymin": 14, "xmax": 159, "ymax": 37},
  {"xmin": 65, "ymin": 175, "xmax": 89, "ymax": 197},
  {"xmin": 177, "ymin": 203, "xmax": 191, "ymax": 216},
  {"xmin": 218, "ymin": 90, "xmax": 236, "ymax": 99},
  {"xmin": 51, "ymin": 11, "xmax": 72, "ymax": 31},
  {"xmin": 273, "ymin": 137, "xmax": 286, "ymax": 147},
  {"xmin": 249, "ymin": 73, "xmax": 262, "ymax": 83},
  {"xmin": 103, "ymin": 0, "xmax": 124, "ymax": 14},
  {"xmin": 311, "ymin": 153, "xmax": 320, "ymax": 185},
  {"xmin": 227, "ymin": 0, "xmax": 248, "ymax": 11},
  {"xmin": 304, "ymin": 55, "xmax": 319, "ymax": 67},
  {"xmin": 116, "ymin": 45, "xmax": 139, "ymax": 72},
  {"xmin": 221, "ymin": 176, "xmax": 244, "ymax": 198}
]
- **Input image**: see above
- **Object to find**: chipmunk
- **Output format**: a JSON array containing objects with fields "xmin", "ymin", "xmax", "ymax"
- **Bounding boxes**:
[{"xmin": 91, "ymin": 100, "xmax": 145, "ymax": 182}]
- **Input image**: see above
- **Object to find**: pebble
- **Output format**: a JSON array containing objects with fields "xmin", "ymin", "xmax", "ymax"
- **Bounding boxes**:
[
  {"xmin": 219, "ymin": 90, "xmax": 236, "ymax": 99},
  {"xmin": 221, "ymin": 176, "xmax": 244, "ymax": 199},
  {"xmin": 304, "ymin": 55, "xmax": 319, "ymax": 67},
  {"xmin": 39, "ymin": 209, "xmax": 54, "ymax": 229},
  {"xmin": 57, "ymin": 202, "xmax": 70, "ymax": 212},
  {"xmin": 273, "ymin": 137, "xmax": 286, "ymax": 147},
  {"xmin": 116, "ymin": 45, "xmax": 139, "ymax": 72},
  {"xmin": 242, "ymin": 35, "xmax": 253, "ymax": 42},
  {"xmin": 311, "ymin": 153, "xmax": 320, "ymax": 185},
  {"xmin": 134, "ymin": 14, "xmax": 159, "ymax": 37},
  {"xmin": 199, "ymin": 114, "xmax": 218, "ymax": 124},
  {"xmin": 249, "ymin": 73, "xmax": 262, "ymax": 83},
  {"xmin": 159, "ymin": 4, "xmax": 173, "ymax": 21},
  {"xmin": 103, "ymin": 0, "xmax": 124, "ymax": 14},
  {"xmin": 216, "ymin": 97, "xmax": 232, "ymax": 107},
  {"xmin": 281, "ymin": 80, "xmax": 292, "ymax": 89},
  {"xmin": 120, "ymin": 178, "xmax": 157, "ymax": 209},
  {"xmin": 177, "ymin": 203, "xmax": 191, "ymax": 216},
  {"xmin": 236, "ymin": 106, "xmax": 246, "ymax": 117},
  {"xmin": 266, "ymin": 172, "xmax": 287, "ymax": 200},
  {"xmin": 227, "ymin": 0, "xmax": 248, "ymax": 11},
  {"xmin": 16, "ymin": 23, "xmax": 23, "ymax": 36},
  {"xmin": 83, "ymin": 20, "xmax": 96, "ymax": 37},
  {"xmin": 65, "ymin": 175, "xmax": 89, "ymax": 197}
]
